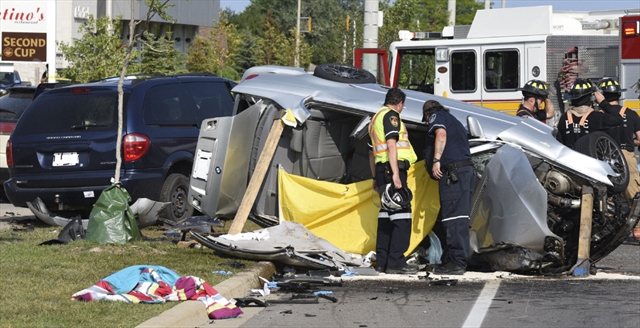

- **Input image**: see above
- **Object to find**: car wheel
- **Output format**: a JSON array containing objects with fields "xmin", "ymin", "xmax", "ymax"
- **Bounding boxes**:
[
  {"xmin": 160, "ymin": 173, "xmax": 194, "ymax": 224},
  {"xmin": 572, "ymin": 131, "xmax": 629, "ymax": 194},
  {"xmin": 313, "ymin": 64, "xmax": 377, "ymax": 84}
]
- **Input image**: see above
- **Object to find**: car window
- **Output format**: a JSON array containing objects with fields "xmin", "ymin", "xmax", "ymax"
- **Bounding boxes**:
[
  {"xmin": 0, "ymin": 89, "xmax": 36, "ymax": 120},
  {"xmin": 0, "ymin": 72, "xmax": 13, "ymax": 85},
  {"xmin": 181, "ymin": 82, "xmax": 235, "ymax": 123},
  {"xmin": 12, "ymin": 91, "xmax": 118, "ymax": 136},
  {"xmin": 143, "ymin": 84, "xmax": 197, "ymax": 126}
]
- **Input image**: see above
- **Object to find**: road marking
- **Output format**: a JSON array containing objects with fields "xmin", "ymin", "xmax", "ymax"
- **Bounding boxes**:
[{"xmin": 462, "ymin": 280, "xmax": 501, "ymax": 328}]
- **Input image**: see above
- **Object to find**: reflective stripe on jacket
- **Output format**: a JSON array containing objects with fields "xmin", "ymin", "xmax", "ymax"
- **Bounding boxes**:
[{"xmin": 368, "ymin": 106, "xmax": 417, "ymax": 164}]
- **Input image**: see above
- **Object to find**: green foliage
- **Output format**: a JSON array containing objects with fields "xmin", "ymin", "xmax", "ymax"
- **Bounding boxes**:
[
  {"xmin": 58, "ymin": 15, "xmax": 136, "ymax": 82},
  {"xmin": 185, "ymin": 11, "xmax": 240, "ymax": 79},
  {"xmin": 185, "ymin": 36, "xmax": 216, "ymax": 73},
  {"xmin": 234, "ymin": 29, "xmax": 259, "ymax": 75},
  {"xmin": 139, "ymin": 31, "xmax": 187, "ymax": 75}
]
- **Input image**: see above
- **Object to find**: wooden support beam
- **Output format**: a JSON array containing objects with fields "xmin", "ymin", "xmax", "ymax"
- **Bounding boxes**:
[
  {"xmin": 228, "ymin": 112, "xmax": 286, "ymax": 235},
  {"xmin": 573, "ymin": 185, "xmax": 593, "ymax": 277}
]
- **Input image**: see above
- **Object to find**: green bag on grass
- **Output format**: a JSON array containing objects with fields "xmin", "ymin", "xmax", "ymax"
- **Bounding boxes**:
[{"xmin": 86, "ymin": 184, "xmax": 141, "ymax": 244}]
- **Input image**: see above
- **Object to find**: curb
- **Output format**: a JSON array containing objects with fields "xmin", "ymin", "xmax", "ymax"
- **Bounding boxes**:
[{"xmin": 136, "ymin": 261, "xmax": 276, "ymax": 328}]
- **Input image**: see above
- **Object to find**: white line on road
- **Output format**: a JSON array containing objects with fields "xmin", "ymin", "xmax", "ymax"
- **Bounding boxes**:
[{"xmin": 462, "ymin": 279, "xmax": 501, "ymax": 328}]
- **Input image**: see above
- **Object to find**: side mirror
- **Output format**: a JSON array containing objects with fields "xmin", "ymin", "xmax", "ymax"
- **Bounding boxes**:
[{"xmin": 467, "ymin": 115, "xmax": 485, "ymax": 139}]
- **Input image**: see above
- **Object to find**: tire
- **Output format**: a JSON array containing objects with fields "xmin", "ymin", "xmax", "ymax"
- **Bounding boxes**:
[
  {"xmin": 313, "ymin": 64, "xmax": 377, "ymax": 84},
  {"xmin": 572, "ymin": 131, "xmax": 629, "ymax": 194},
  {"xmin": 159, "ymin": 173, "xmax": 194, "ymax": 224}
]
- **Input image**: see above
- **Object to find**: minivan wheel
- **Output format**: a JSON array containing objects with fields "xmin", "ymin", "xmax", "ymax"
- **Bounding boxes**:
[{"xmin": 160, "ymin": 173, "xmax": 194, "ymax": 224}]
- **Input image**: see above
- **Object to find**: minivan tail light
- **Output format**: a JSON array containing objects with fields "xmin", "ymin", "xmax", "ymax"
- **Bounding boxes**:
[
  {"xmin": 123, "ymin": 133, "xmax": 150, "ymax": 162},
  {"xmin": 6, "ymin": 139, "xmax": 13, "ymax": 167},
  {"xmin": 0, "ymin": 122, "xmax": 16, "ymax": 134},
  {"xmin": 70, "ymin": 88, "xmax": 91, "ymax": 93}
]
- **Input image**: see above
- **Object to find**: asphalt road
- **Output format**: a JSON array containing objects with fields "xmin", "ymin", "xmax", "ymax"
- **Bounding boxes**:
[
  {"xmin": 197, "ymin": 239, "xmax": 640, "ymax": 328},
  {"xmin": 234, "ymin": 278, "xmax": 640, "ymax": 328}
]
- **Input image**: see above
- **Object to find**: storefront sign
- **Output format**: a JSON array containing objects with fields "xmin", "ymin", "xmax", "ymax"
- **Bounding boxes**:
[
  {"xmin": 2, "ymin": 32, "xmax": 46, "ymax": 61},
  {"xmin": 0, "ymin": 1, "xmax": 48, "ymax": 33}
]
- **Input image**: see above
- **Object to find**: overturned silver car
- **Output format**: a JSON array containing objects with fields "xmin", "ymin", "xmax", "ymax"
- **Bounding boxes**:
[{"xmin": 188, "ymin": 64, "xmax": 639, "ymax": 273}]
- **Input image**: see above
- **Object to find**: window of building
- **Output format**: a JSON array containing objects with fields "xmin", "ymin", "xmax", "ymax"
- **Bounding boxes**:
[
  {"xmin": 484, "ymin": 50, "xmax": 519, "ymax": 91},
  {"xmin": 450, "ymin": 51, "xmax": 476, "ymax": 92}
]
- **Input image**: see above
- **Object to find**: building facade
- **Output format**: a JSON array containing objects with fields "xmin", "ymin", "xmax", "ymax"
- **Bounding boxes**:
[{"xmin": 1, "ymin": 0, "xmax": 221, "ymax": 85}]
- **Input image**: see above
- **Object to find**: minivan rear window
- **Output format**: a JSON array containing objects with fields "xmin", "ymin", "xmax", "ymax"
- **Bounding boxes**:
[{"xmin": 12, "ymin": 92, "xmax": 118, "ymax": 136}]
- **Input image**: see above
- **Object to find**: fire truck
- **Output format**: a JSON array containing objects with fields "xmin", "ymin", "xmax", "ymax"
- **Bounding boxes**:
[
  {"xmin": 620, "ymin": 14, "xmax": 640, "ymax": 109},
  {"xmin": 355, "ymin": 5, "xmax": 639, "ymax": 120}
]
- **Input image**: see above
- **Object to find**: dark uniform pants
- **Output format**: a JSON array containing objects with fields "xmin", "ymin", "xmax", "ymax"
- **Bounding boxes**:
[
  {"xmin": 374, "ymin": 164, "xmax": 411, "ymax": 271},
  {"xmin": 438, "ymin": 165, "xmax": 475, "ymax": 268}
]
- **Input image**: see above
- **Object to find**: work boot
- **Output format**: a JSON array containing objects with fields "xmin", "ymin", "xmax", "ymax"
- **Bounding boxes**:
[
  {"xmin": 432, "ymin": 261, "xmax": 465, "ymax": 275},
  {"xmin": 386, "ymin": 264, "xmax": 419, "ymax": 275}
]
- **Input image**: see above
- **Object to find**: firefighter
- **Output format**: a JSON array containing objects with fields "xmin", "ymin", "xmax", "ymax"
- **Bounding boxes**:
[
  {"xmin": 368, "ymin": 88, "xmax": 418, "ymax": 274},
  {"xmin": 422, "ymin": 100, "xmax": 475, "ymax": 275},
  {"xmin": 516, "ymin": 79, "xmax": 555, "ymax": 122},
  {"xmin": 594, "ymin": 77, "xmax": 640, "ymax": 201},
  {"xmin": 633, "ymin": 77, "xmax": 640, "ymax": 240},
  {"xmin": 556, "ymin": 78, "xmax": 623, "ymax": 148}
]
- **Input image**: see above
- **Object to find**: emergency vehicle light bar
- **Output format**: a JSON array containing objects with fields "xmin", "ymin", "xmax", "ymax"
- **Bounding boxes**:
[{"xmin": 398, "ymin": 30, "xmax": 442, "ymax": 41}]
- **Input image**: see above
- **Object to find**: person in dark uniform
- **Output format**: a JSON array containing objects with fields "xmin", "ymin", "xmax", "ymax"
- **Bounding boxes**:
[
  {"xmin": 594, "ymin": 77, "xmax": 640, "ymax": 201},
  {"xmin": 422, "ymin": 100, "xmax": 475, "ymax": 275},
  {"xmin": 516, "ymin": 79, "xmax": 555, "ymax": 122},
  {"xmin": 368, "ymin": 88, "xmax": 418, "ymax": 275},
  {"xmin": 40, "ymin": 64, "xmax": 48, "ymax": 84},
  {"xmin": 631, "ymin": 77, "xmax": 640, "ymax": 240},
  {"xmin": 556, "ymin": 78, "xmax": 623, "ymax": 149}
]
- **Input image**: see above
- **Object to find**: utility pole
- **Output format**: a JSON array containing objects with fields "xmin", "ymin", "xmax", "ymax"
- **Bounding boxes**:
[
  {"xmin": 363, "ymin": 0, "xmax": 379, "ymax": 77},
  {"xmin": 448, "ymin": 0, "xmax": 456, "ymax": 26},
  {"xmin": 295, "ymin": 0, "xmax": 301, "ymax": 68}
]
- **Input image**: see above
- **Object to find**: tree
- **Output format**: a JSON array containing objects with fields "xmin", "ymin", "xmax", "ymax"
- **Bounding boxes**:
[
  {"xmin": 139, "ymin": 31, "xmax": 186, "ymax": 75},
  {"xmin": 114, "ymin": 0, "xmax": 174, "ymax": 184},
  {"xmin": 184, "ymin": 11, "xmax": 240, "ymax": 79},
  {"xmin": 255, "ymin": 12, "xmax": 286, "ymax": 66},
  {"xmin": 58, "ymin": 15, "xmax": 136, "ymax": 82},
  {"xmin": 234, "ymin": 29, "xmax": 259, "ymax": 75},
  {"xmin": 185, "ymin": 36, "xmax": 215, "ymax": 73}
]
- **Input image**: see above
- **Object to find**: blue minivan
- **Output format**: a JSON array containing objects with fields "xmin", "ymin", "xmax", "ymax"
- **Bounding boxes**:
[{"xmin": 4, "ymin": 74, "xmax": 236, "ymax": 223}]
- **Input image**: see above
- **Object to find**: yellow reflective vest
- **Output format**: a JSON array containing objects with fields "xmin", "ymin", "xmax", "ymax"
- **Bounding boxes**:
[{"xmin": 369, "ymin": 106, "xmax": 417, "ymax": 164}]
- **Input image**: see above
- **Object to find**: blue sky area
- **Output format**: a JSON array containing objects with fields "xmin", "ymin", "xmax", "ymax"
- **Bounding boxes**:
[{"xmin": 220, "ymin": 0, "xmax": 640, "ymax": 14}]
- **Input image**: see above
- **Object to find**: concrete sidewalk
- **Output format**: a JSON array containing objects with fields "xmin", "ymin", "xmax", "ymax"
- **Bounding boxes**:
[{"xmin": 136, "ymin": 261, "xmax": 276, "ymax": 328}]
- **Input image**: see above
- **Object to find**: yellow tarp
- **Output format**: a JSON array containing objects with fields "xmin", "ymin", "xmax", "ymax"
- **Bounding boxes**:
[{"xmin": 278, "ymin": 160, "xmax": 440, "ymax": 256}]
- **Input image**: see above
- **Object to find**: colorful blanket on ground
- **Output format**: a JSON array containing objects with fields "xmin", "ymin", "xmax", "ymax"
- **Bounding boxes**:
[{"xmin": 71, "ymin": 265, "xmax": 242, "ymax": 320}]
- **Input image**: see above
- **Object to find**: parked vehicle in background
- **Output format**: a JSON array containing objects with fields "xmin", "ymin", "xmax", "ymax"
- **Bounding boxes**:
[
  {"xmin": 4, "ymin": 73, "xmax": 236, "ymax": 223},
  {"xmin": 0, "ymin": 86, "xmax": 37, "ymax": 199},
  {"xmin": 187, "ymin": 64, "xmax": 638, "ymax": 273},
  {"xmin": 0, "ymin": 71, "xmax": 32, "ymax": 96}
]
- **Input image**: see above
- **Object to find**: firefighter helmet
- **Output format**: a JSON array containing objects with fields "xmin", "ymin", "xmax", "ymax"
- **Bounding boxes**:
[
  {"xmin": 598, "ymin": 78, "xmax": 626, "ymax": 94},
  {"xmin": 569, "ymin": 78, "xmax": 594, "ymax": 100},
  {"xmin": 518, "ymin": 80, "xmax": 549, "ymax": 98},
  {"xmin": 380, "ymin": 184, "xmax": 413, "ymax": 211}
]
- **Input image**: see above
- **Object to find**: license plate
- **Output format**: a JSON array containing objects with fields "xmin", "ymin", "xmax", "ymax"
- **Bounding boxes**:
[
  {"xmin": 192, "ymin": 149, "xmax": 212, "ymax": 180},
  {"xmin": 53, "ymin": 152, "xmax": 79, "ymax": 167}
]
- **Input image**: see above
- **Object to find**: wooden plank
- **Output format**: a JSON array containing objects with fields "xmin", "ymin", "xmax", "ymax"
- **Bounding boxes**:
[
  {"xmin": 228, "ymin": 113, "xmax": 285, "ymax": 235},
  {"xmin": 573, "ymin": 185, "xmax": 593, "ymax": 276}
]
